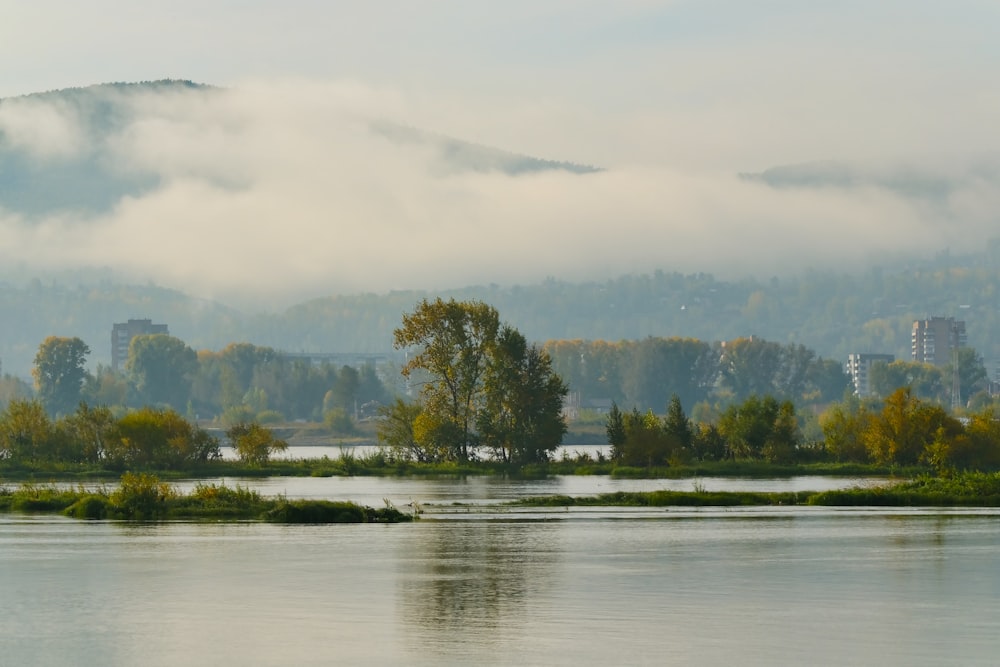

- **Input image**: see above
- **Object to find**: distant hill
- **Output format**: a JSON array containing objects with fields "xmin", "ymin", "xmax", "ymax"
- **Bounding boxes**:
[
  {"xmin": 369, "ymin": 120, "xmax": 601, "ymax": 176},
  {"xmin": 3, "ymin": 246, "xmax": 1000, "ymax": 379},
  {"xmin": 0, "ymin": 80, "xmax": 600, "ymax": 220},
  {"xmin": 742, "ymin": 155, "xmax": 1000, "ymax": 206},
  {"xmin": 0, "ymin": 81, "xmax": 208, "ymax": 217}
]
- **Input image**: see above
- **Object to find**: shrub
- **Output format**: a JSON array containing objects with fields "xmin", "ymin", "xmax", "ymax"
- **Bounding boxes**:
[
  {"xmin": 65, "ymin": 495, "xmax": 111, "ymax": 519},
  {"xmin": 111, "ymin": 472, "xmax": 176, "ymax": 519}
]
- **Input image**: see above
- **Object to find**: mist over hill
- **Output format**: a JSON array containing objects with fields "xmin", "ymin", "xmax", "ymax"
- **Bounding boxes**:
[
  {"xmin": 2, "ymin": 81, "xmax": 1000, "ymax": 378},
  {"xmin": 2, "ymin": 80, "xmax": 999, "ymax": 310}
]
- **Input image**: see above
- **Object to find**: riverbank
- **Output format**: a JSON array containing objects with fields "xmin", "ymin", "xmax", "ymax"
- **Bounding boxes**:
[{"xmin": 0, "ymin": 454, "xmax": 924, "ymax": 483}]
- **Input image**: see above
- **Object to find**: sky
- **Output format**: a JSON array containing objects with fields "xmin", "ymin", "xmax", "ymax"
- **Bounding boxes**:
[{"xmin": 2, "ymin": 1, "xmax": 999, "ymax": 306}]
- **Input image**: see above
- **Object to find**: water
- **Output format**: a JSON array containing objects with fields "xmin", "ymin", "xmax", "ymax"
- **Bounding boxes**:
[
  {"xmin": 220, "ymin": 443, "xmax": 611, "ymax": 461},
  {"xmin": 1, "ymin": 478, "xmax": 998, "ymax": 666}
]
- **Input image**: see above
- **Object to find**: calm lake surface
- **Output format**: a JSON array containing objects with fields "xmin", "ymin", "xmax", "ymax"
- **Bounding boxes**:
[{"xmin": 2, "ymin": 476, "xmax": 999, "ymax": 666}]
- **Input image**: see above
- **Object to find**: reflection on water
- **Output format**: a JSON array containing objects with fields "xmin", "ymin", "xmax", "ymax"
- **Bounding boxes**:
[{"xmin": 399, "ymin": 521, "xmax": 558, "ymax": 647}]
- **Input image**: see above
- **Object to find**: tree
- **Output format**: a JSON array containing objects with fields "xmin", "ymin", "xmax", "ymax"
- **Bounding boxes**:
[
  {"xmin": 719, "ymin": 338, "xmax": 784, "ymax": 401},
  {"xmin": 376, "ymin": 398, "xmax": 433, "ymax": 462},
  {"xmin": 394, "ymin": 298, "xmax": 500, "ymax": 461},
  {"xmin": 868, "ymin": 360, "xmax": 944, "ymax": 402},
  {"xmin": 663, "ymin": 394, "xmax": 693, "ymax": 454},
  {"xmin": 622, "ymin": 338, "xmax": 716, "ymax": 412},
  {"xmin": 820, "ymin": 400, "xmax": 872, "ymax": 463},
  {"xmin": 805, "ymin": 357, "xmax": 851, "ymax": 403},
  {"xmin": 82, "ymin": 364, "xmax": 129, "ymax": 407},
  {"xmin": 62, "ymin": 402, "xmax": 116, "ymax": 463},
  {"xmin": 718, "ymin": 395, "xmax": 781, "ymax": 460},
  {"xmin": 33, "ymin": 336, "xmax": 90, "ymax": 416},
  {"xmin": 0, "ymin": 374, "xmax": 33, "ymax": 411},
  {"xmin": 947, "ymin": 347, "xmax": 988, "ymax": 407},
  {"xmin": 862, "ymin": 387, "xmax": 959, "ymax": 465},
  {"xmin": 227, "ymin": 421, "xmax": 288, "ymax": 466},
  {"xmin": 606, "ymin": 402, "xmax": 626, "ymax": 459},
  {"xmin": 617, "ymin": 408, "xmax": 668, "ymax": 466},
  {"xmin": 326, "ymin": 365, "xmax": 360, "ymax": 412},
  {"xmin": 763, "ymin": 401, "xmax": 800, "ymax": 464},
  {"xmin": 107, "ymin": 407, "xmax": 219, "ymax": 468},
  {"xmin": 477, "ymin": 326, "xmax": 568, "ymax": 464},
  {"xmin": 0, "ymin": 399, "xmax": 53, "ymax": 462},
  {"xmin": 127, "ymin": 334, "xmax": 198, "ymax": 408}
]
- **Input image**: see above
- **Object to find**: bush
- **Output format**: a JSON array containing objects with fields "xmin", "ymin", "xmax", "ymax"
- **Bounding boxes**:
[
  {"xmin": 324, "ymin": 408, "xmax": 356, "ymax": 435},
  {"xmin": 111, "ymin": 472, "xmax": 176, "ymax": 519},
  {"xmin": 65, "ymin": 495, "xmax": 111, "ymax": 519}
]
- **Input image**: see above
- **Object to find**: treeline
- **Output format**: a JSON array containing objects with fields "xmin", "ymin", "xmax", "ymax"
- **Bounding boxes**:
[
  {"xmin": 6, "ymin": 243, "xmax": 1000, "ymax": 379},
  {"xmin": 546, "ymin": 336, "xmax": 850, "ymax": 413},
  {"xmin": 0, "ymin": 399, "xmax": 298, "ymax": 469},
  {"xmin": 30, "ymin": 336, "xmax": 391, "ymax": 428},
  {"xmin": 610, "ymin": 388, "xmax": 1000, "ymax": 472},
  {"xmin": 0, "ymin": 401, "xmax": 219, "ymax": 469}
]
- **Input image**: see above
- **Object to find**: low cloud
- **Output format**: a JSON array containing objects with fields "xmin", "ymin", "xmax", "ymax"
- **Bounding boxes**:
[
  {"xmin": 0, "ymin": 96, "xmax": 86, "ymax": 160},
  {"xmin": 1, "ymin": 80, "xmax": 998, "ymax": 307}
]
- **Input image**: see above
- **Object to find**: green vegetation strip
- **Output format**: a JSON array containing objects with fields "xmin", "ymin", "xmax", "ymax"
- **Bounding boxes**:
[
  {"xmin": 512, "ymin": 472, "xmax": 1000, "ymax": 508},
  {"xmin": 0, "ymin": 473, "xmax": 413, "ymax": 523},
  {"xmin": 0, "ymin": 456, "xmax": 918, "ymax": 482}
]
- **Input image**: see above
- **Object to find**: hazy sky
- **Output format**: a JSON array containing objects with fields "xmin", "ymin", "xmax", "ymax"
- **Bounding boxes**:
[{"xmin": 2, "ymin": 1, "xmax": 999, "ymax": 305}]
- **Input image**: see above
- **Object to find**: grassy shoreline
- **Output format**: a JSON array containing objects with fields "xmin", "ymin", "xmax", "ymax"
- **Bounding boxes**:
[{"xmin": 0, "ymin": 456, "xmax": 922, "ymax": 483}]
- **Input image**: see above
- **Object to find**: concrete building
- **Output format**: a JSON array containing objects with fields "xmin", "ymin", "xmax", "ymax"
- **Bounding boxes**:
[
  {"xmin": 846, "ymin": 353, "xmax": 895, "ymax": 398},
  {"xmin": 111, "ymin": 319, "xmax": 169, "ymax": 371},
  {"xmin": 911, "ymin": 317, "xmax": 967, "ymax": 366}
]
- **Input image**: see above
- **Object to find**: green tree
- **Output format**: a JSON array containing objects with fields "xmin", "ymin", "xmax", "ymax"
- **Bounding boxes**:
[
  {"xmin": 763, "ymin": 401, "xmax": 800, "ymax": 464},
  {"xmin": 62, "ymin": 402, "xmax": 116, "ymax": 463},
  {"xmin": 33, "ymin": 336, "xmax": 91, "ymax": 416},
  {"xmin": 81, "ymin": 364, "xmax": 129, "ymax": 407},
  {"xmin": 946, "ymin": 347, "xmax": 988, "ymax": 408},
  {"xmin": 323, "ymin": 407, "xmax": 356, "ymax": 435},
  {"xmin": 376, "ymin": 398, "xmax": 436, "ymax": 462},
  {"xmin": 820, "ymin": 400, "xmax": 872, "ymax": 463},
  {"xmin": 719, "ymin": 338, "xmax": 784, "ymax": 401},
  {"xmin": 956, "ymin": 408, "xmax": 1000, "ymax": 470},
  {"xmin": 622, "ymin": 338, "xmax": 717, "ymax": 412},
  {"xmin": 868, "ymin": 360, "xmax": 944, "ymax": 402},
  {"xmin": 617, "ymin": 408, "xmax": 668, "ymax": 466},
  {"xmin": 329, "ymin": 365, "xmax": 360, "ymax": 411},
  {"xmin": 663, "ymin": 394, "xmax": 693, "ymax": 453},
  {"xmin": 0, "ymin": 374, "xmax": 33, "ymax": 411},
  {"xmin": 107, "ymin": 407, "xmax": 218, "ymax": 468},
  {"xmin": 691, "ymin": 422, "xmax": 727, "ymax": 461},
  {"xmin": 605, "ymin": 402, "xmax": 626, "ymax": 459},
  {"xmin": 477, "ymin": 326, "xmax": 568, "ymax": 464},
  {"xmin": 394, "ymin": 298, "xmax": 500, "ymax": 461},
  {"xmin": 227, "ymin": 421, "xmax": 288, "ymax": 466},
  {"xmin": 718, "ymin": 395, "xmax": 781, "ymax": 460},
  {"xmin": 127, "ymin": 334, "xmax": 198, "ymax": 408},
  {"xmin": 0, "ymin": 399, "xmax": 54, "ymax": 462},
  {"xmin": 862, "ymin": 387, "xmax": 959, "ymax": 465}
]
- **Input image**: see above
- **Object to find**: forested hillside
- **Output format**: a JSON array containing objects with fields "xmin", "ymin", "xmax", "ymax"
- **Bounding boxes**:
[{"xmin": 2, "ymin": 245, "xmax": 999, "ymax": 379}]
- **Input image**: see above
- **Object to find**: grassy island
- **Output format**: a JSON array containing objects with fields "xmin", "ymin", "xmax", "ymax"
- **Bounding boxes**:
[
  {"xmin": 511, "ymin": 471, "xmax": 1000, "ymax": 508},
  {"xmin": 0, "ymin": 473, "xmax": 414, "ymax": 523}
]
